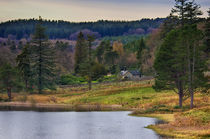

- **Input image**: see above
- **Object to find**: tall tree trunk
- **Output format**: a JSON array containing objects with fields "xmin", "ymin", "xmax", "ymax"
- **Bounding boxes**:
[
  {"xmin": 190, "ymin": 43, "xmax": 196, "ymax": 109},
  {"xmin": 178, "ymin": 82, "xmax": 183, "ymax": 108},
  {"xmin": 25, "ymin": 79, "xmax": 28, "ymax": 91},
  {"xmin": 88, "ymin": 36, "xmax": 93, "ymax": 91},
  {"xmin": 179, "ymin": 90, "xmax": 183, "ymax": 108},
  {"xmin": 38, "ymin": 39, "xmax": 42, "ymax": 94},
  {"xmin": 190, "ymin": 88, "xmax": 194, "ymax": 108},
  {"xmin": 187, "ymin": 41, "xmax": 194, "ymax": 109},
  {"xmin": 7, "ymin": 87, "xmax": 12, "ymax": 101},
  {"xmin": 88, "ymin": 79, "xmax": 92, "ymax": 91}
]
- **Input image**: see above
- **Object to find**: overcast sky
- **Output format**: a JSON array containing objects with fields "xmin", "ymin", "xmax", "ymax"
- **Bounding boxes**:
[{"xmin": 0, "ymin": 0, "xmax": 209, "ymax": 22}]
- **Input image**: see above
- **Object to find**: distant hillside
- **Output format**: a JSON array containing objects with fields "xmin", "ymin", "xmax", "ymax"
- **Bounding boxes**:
[{"xmin": 0, "ymin": 18, "xmax": 165, "ymax": 40}]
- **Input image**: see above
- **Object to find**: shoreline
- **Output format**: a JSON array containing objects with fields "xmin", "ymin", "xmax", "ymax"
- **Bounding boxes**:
[{"xmin": 0, "ymin": 102, "xmax": 129, "ymax": 112}]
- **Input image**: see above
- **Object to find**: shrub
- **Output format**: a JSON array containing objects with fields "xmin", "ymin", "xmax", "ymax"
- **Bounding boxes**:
[{"xmin": 59, "ymin": 74, "xmax": 86, "ymax": 85}]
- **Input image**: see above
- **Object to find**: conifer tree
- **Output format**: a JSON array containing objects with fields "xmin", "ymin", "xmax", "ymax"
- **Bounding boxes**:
[
  {"xmin": 154, "ymin": 29, "xmax": 188, "ymax": 107},
  {"xmin": 87, "ymin": 35, "xmax": 95, "ymax": 90},
  {"xmin": 0, "ymin": 64, "xmax": 21, "ymax": 101},
  {"xmin": 154, "ymin": 25, "xmax": 207, "ymax": 108},
  {"xmin": 31, "ymin": 17, "xmax": 56, "ymax": 94},
  {"xmin": 136, "ymin": 38, "xmax": 145, "ymax": 71},
  {"xmin": 104, "ymin": 41, "xmax": 118, "ymax": 73},
  {"xmin": 74, "ymin": 32, "xmax": 87, "ymax": 74},
  {"xmin": 181, "ymin": 25, "xmax": 207, "ymax": 108},
  {"xmin": 16, "ymin": 44, "xmax": 32, "ymax": 91},
  {"xmin": 169, "ymin": 0, "xmax": 203, "ymax": 108},
  {"xmin": 171, "ymin": 0, "xmax": 202, "ymax": 26},
  {"xmin": 96, "ymin": 41, "xmax": 106, "ymax": 64}
]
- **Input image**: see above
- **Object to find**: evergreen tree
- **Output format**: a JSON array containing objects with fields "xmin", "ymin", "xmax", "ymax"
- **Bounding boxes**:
[
  {"xmin": 170, "ymin": 0, "xmax": 203, "ymax": 108},
  {"xmin": 104, "ymin": 43, "xmax": 118, "ymax": 74},
  {"xmin": 136, "ymin": 38, "xmax": 145, "ymax": 71},
  {"xmin": 185, "ymin": 1, "xmax": 202, "ymax": 24},
  {"xmin": 154, "ymin": 29, "xmax": 188, "ymax": 107},
  {"xmin": 181, "ymin": 25, "xmax": 207, "ymax": 108},
  {"xmin": 87, "ymin": 35, "xmax": 95, "ymax": 90},
  {"xmin": 96, "ymin": 41, "xmax": 106, "ymax": 64},
  {"xmin": 31, "ymin": 18, "xmax": 56, "ymax": 94},
  {"xmin": 154, "ymin": 25, "xmax": 207, "ymax": 108},
  {"xmin": 104, "ymin": 41, "xmax": 118, "ymax": 68},
  {"xmin": 16, "ymin": 44, "xmax": 32, "ymax": 91},
  {"xmin": 74, "ymin": 32, "xmax": 87, "ymax": 74},
  {"xmin": 171, "ymin": 0, "xmax": 202, "ymax": 26},
  {"xmin": 0, "ymin": 64, "xmax": 21, "ymax": 101}
]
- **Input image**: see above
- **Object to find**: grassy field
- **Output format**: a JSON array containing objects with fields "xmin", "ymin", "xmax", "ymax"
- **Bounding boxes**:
[{"xmin": 0, "ymin": 80, "xmax": 209, "ymax": 138}]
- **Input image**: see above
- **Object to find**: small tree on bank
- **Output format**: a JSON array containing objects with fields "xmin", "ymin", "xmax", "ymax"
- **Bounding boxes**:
[{"xmin": 0, "ymin": 64, "xmax": 22, "ymax": 101}]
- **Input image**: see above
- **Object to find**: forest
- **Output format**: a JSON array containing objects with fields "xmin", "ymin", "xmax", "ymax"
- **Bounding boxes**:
[{"xmin": 0, "ymin": 18, "xmax": 165, "ymax": 39}]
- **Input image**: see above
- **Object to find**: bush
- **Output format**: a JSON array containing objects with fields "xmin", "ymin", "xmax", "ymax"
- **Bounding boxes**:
[
  {"xmin": 98, "ymin": 75, "xmax": 117, "ymax": 82},
  {"xmin": 91, "ymin": 63, "xmax": 107, "ymax": 81},
  {"xmin": 59, "ymin": 74, "xmax": 86, "ymax": 85}
]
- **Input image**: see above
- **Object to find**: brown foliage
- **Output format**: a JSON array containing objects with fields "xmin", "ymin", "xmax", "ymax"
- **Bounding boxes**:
[{"xmin": 0, "ymin": 46, "xmax": 16, "ymax": 66}]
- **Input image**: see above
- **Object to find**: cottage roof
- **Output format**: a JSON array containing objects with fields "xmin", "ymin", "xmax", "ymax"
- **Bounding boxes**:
[{"xmin": 129, "ymin": 70, "xmax": 141, "ymax": 76}]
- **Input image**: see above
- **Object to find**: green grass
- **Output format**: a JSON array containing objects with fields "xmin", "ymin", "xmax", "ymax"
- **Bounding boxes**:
[{"xmin": 63, "ymin": 86, "xmax": 157, "ymax": 107}]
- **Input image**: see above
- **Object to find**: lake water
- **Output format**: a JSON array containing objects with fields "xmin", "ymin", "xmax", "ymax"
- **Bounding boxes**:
[{"xmin": 0, "ymin": 111, "xmax": 160, "ymax": 139}]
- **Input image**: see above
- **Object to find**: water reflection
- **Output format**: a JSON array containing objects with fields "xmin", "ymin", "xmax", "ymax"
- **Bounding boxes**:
[{"xmin": 0, "ymin": 111, "xmax": 160, "ymax": 139}]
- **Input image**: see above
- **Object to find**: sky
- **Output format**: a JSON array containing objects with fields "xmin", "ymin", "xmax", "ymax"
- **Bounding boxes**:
[{"xmin": 0, "ymin": 0, "xmax": 209, "ymax": 22}]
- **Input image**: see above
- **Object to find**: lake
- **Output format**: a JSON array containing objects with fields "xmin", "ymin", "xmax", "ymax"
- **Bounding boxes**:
[{"xmin": 0, "ymin": 111, "xmax": 160, "ymax": 139}]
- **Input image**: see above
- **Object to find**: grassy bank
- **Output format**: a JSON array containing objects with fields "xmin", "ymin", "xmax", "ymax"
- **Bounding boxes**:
[{"xmin": 0, "ymin": 80, "xmax": 209, "ymax": 138}]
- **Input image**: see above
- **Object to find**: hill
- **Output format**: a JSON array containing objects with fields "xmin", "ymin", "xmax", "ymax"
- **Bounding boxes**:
[{"xmin": 0, "ymin": 18, "xmax": 165, "ymax": 40}]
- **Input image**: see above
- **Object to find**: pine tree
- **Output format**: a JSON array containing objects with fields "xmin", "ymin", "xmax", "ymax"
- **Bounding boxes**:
[
  {"xmin": 104, "ymin": 47, "xmax": 118, "ymax": 74},
  {"xmin": 170, "ymin": 0, "xmax": 203, "ymax": 108},
  {"xmin": 171, "ymin": 0, "xmax": 202, "ymax": 26},
  {"xmin": 154, "ymin": 25, "xmax": 207, "ymax": 108},
  {"xmin": 0, "ymin": 64, "xmax": 21, "ymax": 101},
  {"xmin": 136, "ymin": 38, "xmax": 145, "ymax": 71},
  {"xmin": 104, "ymin": 41, "xmax": 118, "ymax": 69},
  {"xmin": 154, "ymin": 29, "xmax": 188, "ymax": 107},
  {"xmin": 87, "ymin": 35, "xmax": 95, "ymax": 90},
  {"xmin": 31, "ymin": 17, "xmax": 56, "ymax": 94},
  {"xmin": 74, "ymin": 32, "xmax": 87, "ymax": 74},
  {"xmin": 181, "ymin": 25, "xmax": 207, "ymax": 108},
  {"xmin": 16, "ymin": 44, "xmax": 32, "ymax": 91},
  {"xmin": 96, "ymin": 41, "xmax": 106, "ymax": 64}
]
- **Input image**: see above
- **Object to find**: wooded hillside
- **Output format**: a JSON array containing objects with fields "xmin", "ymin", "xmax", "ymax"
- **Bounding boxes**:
[{"xmin": 0, "ymin": 18, "xmax": 165, "ymax": 40}]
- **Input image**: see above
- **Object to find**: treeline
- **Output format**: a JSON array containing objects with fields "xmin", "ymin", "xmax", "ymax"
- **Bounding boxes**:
[{"xmin": 0, "ymin": 18, "xmax": 165, "ymax": 39}]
